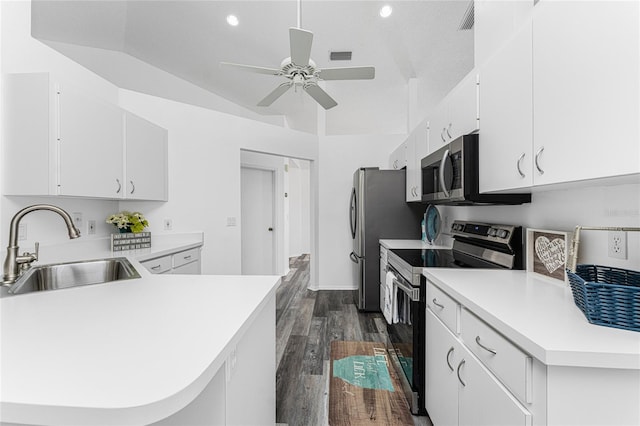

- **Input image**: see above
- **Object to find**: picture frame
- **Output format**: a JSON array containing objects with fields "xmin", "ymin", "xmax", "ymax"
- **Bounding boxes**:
[{"xmin": 526, "ymin": 228, "xmax": 569, "ymax": 282}]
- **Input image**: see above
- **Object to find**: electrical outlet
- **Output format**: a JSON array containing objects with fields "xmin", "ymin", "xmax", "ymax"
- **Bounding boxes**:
[
  {"xmin": 18, "ymin": 223, "xmax": 27, "ymax": 241},
  {"xmin": 608, "ymin": 231, "xmax": 627, "ymax": 259},
  {"xmin": 163, "ymin": 219, "xmax": 173, "ymax": 231},
  {"xmin": 72, "ymin": 212, "xmax": 83, "ymax": 229},
  {"xmin": 88, "ymin": 220, "xmax": 96, "ymax": 235}
]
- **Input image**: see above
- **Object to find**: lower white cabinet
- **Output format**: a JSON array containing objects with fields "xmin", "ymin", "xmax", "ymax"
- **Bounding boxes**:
[
  {"xmin": 141, "ymin": 246, "xmax": 202, "ymax": 275},
  {"xmin": 379, "ymin": 245, "xmax": 388, "ymax": 312},
  {"xmin": 426, "ymin": 309, "xmax": 531, "ymax": 426}
]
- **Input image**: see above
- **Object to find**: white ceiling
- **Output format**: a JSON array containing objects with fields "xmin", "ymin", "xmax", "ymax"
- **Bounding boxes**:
[{"xmin": 31, "ymin": 0, "xmax": 474, "ymax": 134}]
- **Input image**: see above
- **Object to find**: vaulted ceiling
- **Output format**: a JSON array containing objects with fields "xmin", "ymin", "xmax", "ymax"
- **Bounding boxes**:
[{"xmin": 31, "ymin": 0, "xmax": 474, "ymax": 135}]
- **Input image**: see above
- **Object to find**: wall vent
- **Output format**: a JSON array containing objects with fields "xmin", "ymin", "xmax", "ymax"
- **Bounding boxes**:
[
  {"xmin": 458, "ymin": 1, "xmax": 474, "ymax": 30},
  {"xmin": 330, "ymin": 51, "xmax": 352, "ymax": 61}
]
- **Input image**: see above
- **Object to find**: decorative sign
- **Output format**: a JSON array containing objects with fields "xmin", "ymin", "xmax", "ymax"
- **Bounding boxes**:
[
  {"xmin": 111, "ymin": 232, "xmax": 151, "ymax": 251},
  {"xmin": 526, "ymin": 229, "xmax": 569, "ymax": 282}
]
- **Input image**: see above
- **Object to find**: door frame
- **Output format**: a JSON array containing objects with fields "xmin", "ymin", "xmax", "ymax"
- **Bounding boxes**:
[{"xmin": 240, "ymin": 163, "xmax": 279, "ymax": 275}]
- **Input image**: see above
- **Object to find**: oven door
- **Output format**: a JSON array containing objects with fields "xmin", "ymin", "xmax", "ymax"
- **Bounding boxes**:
[{"xmin": 386, "ymin": 266, "xmax": 426, "ymax": 415}]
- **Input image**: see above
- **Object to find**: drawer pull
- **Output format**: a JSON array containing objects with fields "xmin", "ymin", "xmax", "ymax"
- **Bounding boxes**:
[
  {"xmin": 432, "ymin": 298, "xmax": 445, "ymax": 309},
  {"xmin": 456, "ymin": 359, "xmax": 466, "ymax": 387},
  {"xmin": 184, "ymin": 255, "xmax": 192, "ymax": 260},
  {"xmin": 446, "ymin": 347, "xmax": 455, "ymax": 371},
  {"xmin": 151, "ymin": 265, "xmax": 161, "ymax": 270},
  {"xmin": 475, "ymin": 336, "xmax": 497, "ymax": 355}
]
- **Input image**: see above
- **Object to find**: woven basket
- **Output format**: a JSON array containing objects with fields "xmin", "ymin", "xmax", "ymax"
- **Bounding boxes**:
[{"xmin": 566, "ymin": 265, "xmax": 640, "ymax": 332}]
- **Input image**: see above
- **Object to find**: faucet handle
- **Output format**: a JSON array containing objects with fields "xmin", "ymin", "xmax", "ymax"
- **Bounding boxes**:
[{"xmin": 17, "ymin": 242, "xmax": 39, "ymax": 269}]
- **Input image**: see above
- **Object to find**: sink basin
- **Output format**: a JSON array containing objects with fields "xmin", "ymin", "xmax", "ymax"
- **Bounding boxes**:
[{"xmin": 7, "ymin": 257, "xmax": 141, "ymax": 295}]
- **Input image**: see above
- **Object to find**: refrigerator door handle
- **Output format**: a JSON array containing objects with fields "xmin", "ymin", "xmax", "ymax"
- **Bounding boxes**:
[
  {"xmin": 349, "ymin": 252, "xmax": 360, "ymax": 263},
  {"xmin": 349, "ymin": 187, "xmax": 357, "ymax": 239}
]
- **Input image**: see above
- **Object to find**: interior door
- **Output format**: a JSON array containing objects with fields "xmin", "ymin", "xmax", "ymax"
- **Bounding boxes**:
[{"xmin": 241, "ymin": 167, "xmax": 275, "ymax": 275}]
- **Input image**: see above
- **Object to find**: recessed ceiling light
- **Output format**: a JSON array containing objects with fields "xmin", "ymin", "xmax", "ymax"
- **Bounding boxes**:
[
  {"xmin": 226, "ymin": 14, "xmax": 239, "ymax": 26},
  {"xmin": 379, "ymin": 5, "xmax": 392, "ymax": 18}
]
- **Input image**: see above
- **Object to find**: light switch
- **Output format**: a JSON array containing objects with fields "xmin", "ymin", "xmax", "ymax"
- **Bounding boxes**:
[{"xmin": 226, "ymin": 217, "xmax": 237, "ymax": 227}]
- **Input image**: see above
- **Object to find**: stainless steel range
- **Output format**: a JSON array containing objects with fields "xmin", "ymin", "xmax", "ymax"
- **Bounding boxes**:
[{"xmin": 385, "ymin": 220, "xmax": 524, "ymax": 415}]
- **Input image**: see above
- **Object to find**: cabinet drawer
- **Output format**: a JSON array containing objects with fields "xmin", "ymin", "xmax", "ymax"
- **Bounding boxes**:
[
  {"xmin": 173, "ymin": 247, "xmax": 200, "ymax": 268},
  {"xmin": 141, "ymin": 255, "xmax": 172, "ymax": 274},
  {"xmin": 461, "ymin": 308, "xmax": 532, "ymax": 404},
  {"xmin": 427, "ymin": 281, "xmax": 459, "ymax": 334}
]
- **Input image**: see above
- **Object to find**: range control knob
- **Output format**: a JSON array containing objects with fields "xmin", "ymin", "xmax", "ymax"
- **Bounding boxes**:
[
  {"xmin": 498, "ymin": 229, "xmax": 509, "ymax": 239},
  {"xmin": 488, "ymin": 228, "xmax": 497, "ymax": 237}
]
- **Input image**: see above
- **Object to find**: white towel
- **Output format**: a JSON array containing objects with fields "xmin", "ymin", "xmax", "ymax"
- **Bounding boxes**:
[{"xmin": 383, "ymin": 270, "xmax": 395, "ymax": 324}]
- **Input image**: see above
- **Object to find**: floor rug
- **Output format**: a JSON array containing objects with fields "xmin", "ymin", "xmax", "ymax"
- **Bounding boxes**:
[{"xmin": 329, "ymin": 341, "xmax": 413, "ymax": 425}]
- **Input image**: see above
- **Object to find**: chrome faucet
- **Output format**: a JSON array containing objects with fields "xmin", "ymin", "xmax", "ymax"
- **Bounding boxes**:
[{"xmin": 2, "ymin": 204, "xmax": 81, "ymax": 285}]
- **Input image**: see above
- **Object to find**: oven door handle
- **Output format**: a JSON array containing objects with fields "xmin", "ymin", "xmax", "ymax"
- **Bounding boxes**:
[{"xmin": 392, "ymin": 277, "xmax": 420, "ymax": 302}]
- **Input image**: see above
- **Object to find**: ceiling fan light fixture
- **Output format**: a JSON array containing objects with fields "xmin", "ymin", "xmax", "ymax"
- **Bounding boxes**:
[
  {"xmin": 226, "ymin": 14, "xmax": 239, "ymax": 27},
  {"xmin": 379, "ymin": 5, "xmax": 393, "ymax": 18}
]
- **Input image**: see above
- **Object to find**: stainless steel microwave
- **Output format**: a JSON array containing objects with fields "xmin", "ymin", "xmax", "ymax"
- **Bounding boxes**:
[{"xmin": 421, "ymin": 134, "xmax": 531, "ymax": 205}]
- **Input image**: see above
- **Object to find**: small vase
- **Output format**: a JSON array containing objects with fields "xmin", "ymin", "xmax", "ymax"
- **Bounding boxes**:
[{"xmin": 119, "ymin": 227, "xmax": 132, "ymax": 234}]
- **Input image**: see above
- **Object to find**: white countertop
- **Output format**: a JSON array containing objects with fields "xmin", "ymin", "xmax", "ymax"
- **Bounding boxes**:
[
  {"xmin": 380, "ymin": 239, "xmax": 451, "ymax": 250},
  {"xmin": 0, "ymin": 233, "xmax": 281, "ymax": 425},
  {"xmin": 424, "ymin": 268, "xmax": 640, "ymax": 370}
]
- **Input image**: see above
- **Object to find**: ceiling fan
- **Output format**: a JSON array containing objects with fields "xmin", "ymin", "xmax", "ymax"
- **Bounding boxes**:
[{"xmin": 220, "ymin": 27, "xmax": 375, "ymax": 110}]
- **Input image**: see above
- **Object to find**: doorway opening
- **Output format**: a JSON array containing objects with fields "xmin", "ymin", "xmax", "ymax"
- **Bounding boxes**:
[{"xmin": 240, "ymin": 150, "xmax": 311, "ymax": 276}]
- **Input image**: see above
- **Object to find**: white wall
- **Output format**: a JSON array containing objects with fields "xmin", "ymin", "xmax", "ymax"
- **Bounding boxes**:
[
  {"xmin": 436, "ymin": 181, "xmax": 640, "ymax": 271},
  {"xmin": 288, "ymin": 159, "xmax": 311, "ymax": 257},
  {"xmin": 117, "ymin": 90, "xmax": 318, "ymax": 276},
  {"xmin": 315, "ymin": 133, "xmax": 407, "ymax": 290}
]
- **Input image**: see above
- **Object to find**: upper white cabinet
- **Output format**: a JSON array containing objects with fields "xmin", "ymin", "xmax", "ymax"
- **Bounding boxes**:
[
  {"xmin": 478, "ymin": 20, "xmax": 533, "ymax": 193},
  {"xmin": 125, "ymin": 112, "xmax": 168, "ymax": 201},
  {"xmin": 531, "ymin": 0, "xmax": 639, "ymax": 185},
  {"xmin": 389, "ymin": 141, "xmax": 407, "ymax": 170},
  {"xmin": 474, "ymin": 0, "xmax": 533, "ymax": 66},
  {"xmin": 428, "ymin": 72, "xmax": 479, "ymax": 152},
  {"xmin": 406, "ymin": 120, "xmax": 428, "ymax": 202},
  {"xmin": 3, "ymin": 73, "xmax": 168, "ymax": 201}
]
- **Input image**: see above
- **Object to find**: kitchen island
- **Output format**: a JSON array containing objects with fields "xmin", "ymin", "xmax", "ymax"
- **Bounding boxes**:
[
  {"xmin": 0, "ymin": 236, "xmax": 278, "ymax": 426},
  {"xmin": 424, "ymin": 268, "xmax": 640, "ymax": 426}
]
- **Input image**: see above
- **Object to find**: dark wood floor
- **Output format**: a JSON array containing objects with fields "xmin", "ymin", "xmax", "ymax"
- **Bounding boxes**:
[{"xmin": 275, "ymin": 255, "xmax": 432, "ymax": 426}]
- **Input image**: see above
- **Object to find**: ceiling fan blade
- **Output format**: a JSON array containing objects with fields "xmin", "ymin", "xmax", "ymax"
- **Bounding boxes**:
[
  {"xmin": 289, "ymin": 27, "xmax": 313, "ymax": 66},
  {"xmin": 318, "ymin": 66, "xmax": 376, "ymax": 80},
  {"xmin": 220, "ymin": 62, "xmax": 281, "ymax": 76},
  {"xmin": 257, "ymin": 83, "xmax": 293, "ymax": 107},
  {"xmin": 304, "ymin": 84, "xmax": 338, "ymax": 110}
]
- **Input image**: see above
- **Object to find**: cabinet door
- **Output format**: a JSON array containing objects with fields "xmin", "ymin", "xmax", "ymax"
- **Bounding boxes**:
[
  {"xmin": 448, "ymin": 72, "xmax": 479, "ymax": 140},
  {"xmin": 405, "ymin": 133, "xmax": 418, "ymax": 201},
  {"xmin": 478, "ymin": 20, "xmax": 533, "ymax": 193},
  {"xmin": 389, "ymin": 141, "xmax": 407, "ymax": 170},
  {"xmin": 532, "ymin": 0, "xmax": 640, "ymax": 185},
  {"xmin": 125, "ymin": 112, "xmax": 168, "ymax": 201},
  {"xmin": 457, "ymin": 345, "xmax": 532, "ymax": 426},
  {"xmin": 426, "ymin": 310, "xmax": 460, "ymax": 426},
  {"xmin": 429, "ymin": 100, "xmax": 450, "ymax": 150},
  {"xmin": 58, "ymin": 85, "xmax": 123, "ymax": 198}
]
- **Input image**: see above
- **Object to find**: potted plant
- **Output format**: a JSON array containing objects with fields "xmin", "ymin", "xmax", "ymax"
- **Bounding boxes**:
[{"xmin": 106, "ymin": 211, "xmax": 149, "ymax": 234}]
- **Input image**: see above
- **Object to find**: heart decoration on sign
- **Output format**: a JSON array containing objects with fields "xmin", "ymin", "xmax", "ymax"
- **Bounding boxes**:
[{"xmin": 534, "ymin": 236, "xmax": 566, "ymax": 273}]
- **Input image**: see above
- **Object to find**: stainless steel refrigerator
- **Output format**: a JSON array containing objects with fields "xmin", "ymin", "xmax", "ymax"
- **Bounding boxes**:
[{"xmin": 349, "ymin": 168, "xmax": 422, "ymax": 311}]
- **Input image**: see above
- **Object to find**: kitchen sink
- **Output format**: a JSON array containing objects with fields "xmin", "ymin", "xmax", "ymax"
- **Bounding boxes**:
[{"xmin": 6, "ymin": 257, "xmax": 141, "ymax": 295}]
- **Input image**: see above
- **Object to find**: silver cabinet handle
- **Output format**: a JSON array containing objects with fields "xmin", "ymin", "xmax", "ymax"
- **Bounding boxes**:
[
  {"xmin": 130, "ymin": 180, "xmax": 135, "ymax": 194},
  {"xmin": 440, "ymin": 128, "xmax": 446, "ymax": 142},
  {"xmin": 475, "ymin": 336, "xmax": 497, "ymax": 355},
  {"xmin": 438, "ymin": 149, "xmax": 451, "ymax": 198},
  {"xmin": 151, "ymin": 265, "xmax": 161, "ymax": 270},
  {"xmin": 184, "ymin": 255, "xmax": 192, "ymax": 260},
  {"xmin": 534, "ymin": 146, "xmax": 545, "ymax": 175},
  {"xmin": 517, "ymin": 153, "xmax": 526, "ymax": 178},
  {"xmin": 446, "ymin": 123, "xmax": 452, "ymax": 139},
  {"xmin": 456, "ymin": 359, "xmax": 466, "ymax": 387},
  {"xmin": 393, "ymin": 159, "xmax": 398, "ymax": 169},
  {"xmin": 432, "ymin": 298, "xmax": 444, "ymax": 309},
  {"xmin": 446, "ymin": 347, "xmax": 455, "ymax": 372},
  {"xmin": 116, "ymin": 178, "xmax": 122, "ymax": 194}
]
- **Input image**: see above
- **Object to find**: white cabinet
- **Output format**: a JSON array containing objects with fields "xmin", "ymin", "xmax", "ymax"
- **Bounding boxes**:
[
  {"xmin": 124, "ymin": 112, "xmax": 168, "ymax": 201},
  {"xmin": 426, "ymin": 309, "xmax": 532, "ymax": 426},
  {"xmin": 406, "ymin": 121, "xmax": 428, "ymax": 202},
  {"xmin": 428, "ymin": 72, "xmax": 479, "ymax": 152},
  {"xmin": 142, "ymin": 246, "xmax": 202, "ymax": 275},
  {"xmin": 389, "ymin": 141, "xmax": 407, "ymax": 170},
  {"xmin": 531, "ymin": 0, "xmax": 639, "ymax": 185},
  {"xmin": 478, "ymin": 20, "xmax": 533, "ymax": 193},
  {"xmin": 2, "ymin": 73, "xmax": 169, "ymax": 200},
  {"xmin": 474, "ymin": 0, "xmax": 533, "ymax": 67}
]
